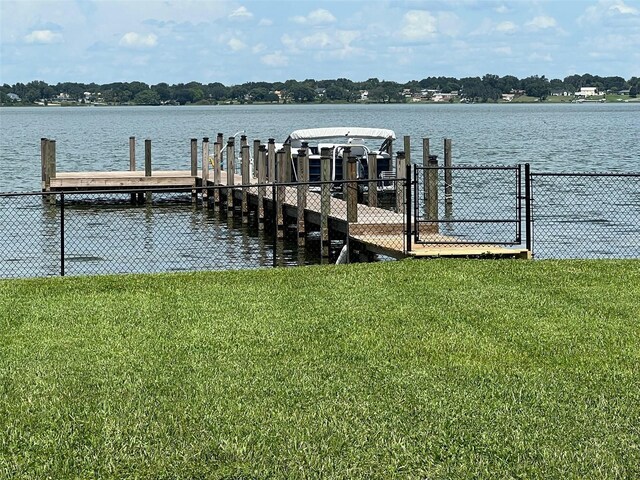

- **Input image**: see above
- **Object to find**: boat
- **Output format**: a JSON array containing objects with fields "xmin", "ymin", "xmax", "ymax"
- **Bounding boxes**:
[{"xmin": 278, "ymin": 127, "xmax": 396, "ymax": 190}]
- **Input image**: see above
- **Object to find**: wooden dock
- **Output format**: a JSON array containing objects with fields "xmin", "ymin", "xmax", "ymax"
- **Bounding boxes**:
[{"xmin": 40, "ymin": 136, "xmax": 530, "ymax": 261}]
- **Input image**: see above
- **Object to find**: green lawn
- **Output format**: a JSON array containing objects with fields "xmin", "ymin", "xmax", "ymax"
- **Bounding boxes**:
[{"xmin": 1, "ymin": 260, "xmax": 639, "ymax": 479}]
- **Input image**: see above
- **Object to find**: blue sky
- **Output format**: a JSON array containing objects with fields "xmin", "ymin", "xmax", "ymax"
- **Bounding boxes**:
[{"xmin": 1, "ymin": 0, "xmax": 639, "ymax": 85}]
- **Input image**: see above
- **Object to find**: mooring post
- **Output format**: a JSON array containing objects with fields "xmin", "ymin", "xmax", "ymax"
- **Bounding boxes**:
[
  {"xmin": 296, "ymin": 148, "xmax": 308, "ymax": 245},
  {"xmin": 395, "ymin": 150, "xmax": 406, "ymax": 214},
  {"xmin": 226, "ymin": 137, "xmax": 235, "ymax": 212},
  {"xmin": 190, "ymin": 138, "xmax": 198, "ymax": 203},
  {"xmin": 346, "ymin": 155, "xmax": 358, "ymax": 223},
  {"xmin": 276, "ymin": 149, "xmax": 285, "ymax": 239},
  {"xmin": 216, "ymin": 132, "xmax": 224, "ymax": 151},
  {"xmin": 404, "ymin": 135, "xmax": 411, "ymax": 166},
  {"xmin": 427, "ymin": 148, "xmax": 439, "ymax": 233},
  {"xmin": 367, "ymin": 152, "xmax": 377, "ymax": 208},
  {"xmin": 444, "ymin": 138, "xmax": 453, "ymax": 206},
  {"xmin": 284, "ymin": 143, "xmax": 292, "ymax": 181},
  {"xmin": 46, "ymin": 139, "xmax": 56, "ymax": 203},
  {"xmin": 267, "ymin": 138, "xmax": 275, "ymax": 182},
  {"xmin": 144, "ymin": 139, "xmax": 152, "ymax": 202},
  {"xmin": 257, "ymin": 145, "xmax": 267, "ymax": 230},
  {"xmin": 253, "ymin": 139, "xmax": 260, "ymax": 178},
  {"xmin": 129, "ymin": 136, "xmax": 136, "ymax": 171},
  {"xmin": 320, "ymin": 147, "xmax": 331, "ymax": 258},
  {"xmin": 241, "ymin": 144, "xmax": 250, "ymax": 222},
  {"xmin": 341, "ymin": 146, "xmax": 351, "ymax": 184},
  {"xmin": 240, "ymin": 134, "xmax": 247, "ymax": 149},
  {"xmin": 202, "ymin": 138, "xmax": 210, "ymax": 204},
  {"xmin": 41, "ymin": 138, "xmax": 48, "ymax": 191},
  {"xmin": 213, "ymin": 141, "xmax": 222, "ymax": 209}
]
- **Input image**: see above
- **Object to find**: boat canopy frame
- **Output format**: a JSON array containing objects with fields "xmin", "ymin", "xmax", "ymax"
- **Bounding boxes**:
[{"xmin": 285, "ymin": 127, "xmax": 396, "ymax": 148}]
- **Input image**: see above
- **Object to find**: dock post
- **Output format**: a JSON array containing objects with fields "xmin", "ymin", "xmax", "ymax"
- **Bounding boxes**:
[
  {"xmin": 213, "ymin": 141, "xmax": 222, "ymax": 209},
  {"xmin": 422, "ymin": 138, "xmax": 430, "ymax": 215},
  {"xmin": 41, "ymin": 138, "xmax": 48, "ymax": 191},
  {"xmin": 241, "ymin": 144, "xmax": 250, "ymax": 222},
  {"xmin": 404, "ymin": 135, "xmax": 411, "ymax": 166},
  {"xmin": 426, "ymin": 144, "xmax": 439, "ymax": 233},
  {"xmin": 284, "ymin": 143, "xmax": 292, "ymax": 181},
  {"xmin": 216, "ymin": 132, "xmax": 224, "ymax": 150},
  {"xmin": 252, "ymin": 139, "xmax": 260, "ymax": 178},
  {"xmin": 276, "ymin": 149, "xmax": 285, "ymax": 239},
  {"xmin": 226, "ymin": 137, "xmax": 235, "ymax": 212},
  {"xmin": 395, "ymin": 150, "xmax": 406, "ymax": 214},
  {"xmin": 202, "ymin": 138, "xmax": 210, "ymax": 205},
  {"xmin": 267, "ymin": 138, "xmax": 275, "ymax": 182},
  {"xmin": 45, "ymin": 139, "xmax": 56, "ymax": 203},
  {"xmin": 444, "ymin": 138, "xmax": 453, "ymax": 206},
  {"xmin": 129, "ymin": 136, "xmax": 137, "ymax": 202},
  {"xmin": 367, "ymin": 152, "xmax": 377, "ymax": 208},
  {"xmin": 191, "ymin": 138, "xmax": 198, "ymax": 203},
  {"xmin": 144, "ymin": 139, "xmax": 152, "ymax": 203},
  {"xmin": 240, "ymin": 134, "xmax": 247, "ymax": 149},
  {"xmin": 320, "ymin": 147, "xmax": 332, "ymax": 257},
  {"xmin": 346, "ymin": 155, "xmax": 358, "ymax": 223},
  {"xmin": 296, "ymin": 148, "xmax": 308, "ymax": 245},
  {"xmin": 257, "ymin": 145, "xmax": 267, "ymax": 230}
]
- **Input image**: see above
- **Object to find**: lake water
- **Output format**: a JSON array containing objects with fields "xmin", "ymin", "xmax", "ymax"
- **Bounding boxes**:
[{"xmin": 0, "ymin": 103, "xmax": 639, "ymax": 275}]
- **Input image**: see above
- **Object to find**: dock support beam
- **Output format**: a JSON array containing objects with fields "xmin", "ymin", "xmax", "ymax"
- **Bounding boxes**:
[
  {"xmin": 267, "ymin": 139, "xmax": 275, "ymax": 183},
  {"xmin": 367, "ymin": 152, "xmax": 377, "ymax": 208},
  {"xmin": 276, "ymin": 149, "xmax": 285, "ymax": 239},
  {"xmin": 296, "ymin": 148, "xmax": 308, "ymax": 245},
  {"xmin": 346, "ymin": 155, "xmax": 358, "ymax": 223},
  {"xmin": 444, "ymin": 138, "xmax": 453, "ymax": 207},
  {"xmin": 226, "ymin": 138, "xmax": 235, "ymax": 212},
  {"xmin": 144, "ymin": 139, "xmax": 152, "ymax": 203},
  {"xmin": 253, "ymin": 139, "xmax": 260, "ymax": 178},
  {"xmin": 320, "ymin": 147, "xmax": 331, "ymax": 257},
  {"xmin": 241, "ymin": 144, "xmax": 250, "ymax": 222},
  {"xmin": 213, "ymin": 141, "xmax": 222, "ymax": 209},
  {"xmin": 191, "ymin": 138, "xmax": 198, "ymax": 203},
  {"xmin": 257, "ymin": 145, "xmax": 267, "ymax": 230},
  {"xmin": 129, "ymin": 136, "xmax": 137, "ymax": 203},
  {"xmin": 202, "ymin": 138, "xmax": 209, "ymax": 204}
]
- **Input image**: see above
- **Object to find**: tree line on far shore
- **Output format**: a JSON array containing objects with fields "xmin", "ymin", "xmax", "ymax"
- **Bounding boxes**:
[{"xmin": 1, "ymin": 73, "xmax": 638, "ymax": 106}]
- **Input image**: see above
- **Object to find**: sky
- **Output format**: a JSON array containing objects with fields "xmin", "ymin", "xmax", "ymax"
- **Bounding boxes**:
[{"xmin": 1, "ymin": 0, "xmax": 639, "ymax": 86}]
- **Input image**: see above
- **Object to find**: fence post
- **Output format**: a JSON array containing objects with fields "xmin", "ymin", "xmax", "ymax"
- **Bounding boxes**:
[
  {"xmin": 202, "ymin": 138, "xmax": 209, "ymax": 204},
  {"xmin": 367, "ymin": 152, "xmax": 377, "ymax": 208},
  {"xmin": 320, "ymin": 147, "xmax": 331, "ymax": 258},
  {"xmin": 525, "ymin": 163, "xmax": 532, "ymax": 254},
  {"xmin": 297, "ymin": 148, "xmax": 308, "ymax": 245},
  {"xmin": 241, "ymin": 144, "xmax": 250, "ymax": 222},
  {"xmin": 444, "ymin": 138, "xmax": 452, "ymax": 206},
  {"xmin": 226, "ymin": 138, "xmax": 235, "ymax": 212},
  {"xmin": 395, "ymin": 150, "xmax": 406, "ymax": 214},
  {"xmin": 406, "ymin": 164, "xmax": 412, "ymax": 254},
  {"xmin": 346, "ymin": 156, "xmax": 358, "ymax": 223},
  {"xmin": 60, "ymin": 192, "xmax": 65, "ymax": 276},
  {"xmin": 258, "ymin": 145, "xmax": 267, "ymax": 230}
]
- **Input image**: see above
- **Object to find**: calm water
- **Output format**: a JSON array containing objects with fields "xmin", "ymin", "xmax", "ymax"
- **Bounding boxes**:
[
  {"xmin": 0, "ymin": 104, "xmax": 639, "ymax": 275},
  {"xmin": 1, "ymin": 103, "xmax": 639, "ymax": 192}
]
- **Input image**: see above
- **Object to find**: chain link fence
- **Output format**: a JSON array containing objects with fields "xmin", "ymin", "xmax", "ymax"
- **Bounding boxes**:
[{"xmin": 530, "ymin": 173, "xmax": 640, "ymax": 259}]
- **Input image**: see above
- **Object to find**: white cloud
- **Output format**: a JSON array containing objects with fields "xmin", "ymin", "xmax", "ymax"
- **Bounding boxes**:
[
  {"xmin": 229, "ymin": 6, "xmax": 253, "ymax": 20},
  {"xmin": 495, "ymin": 21, "xmax": 517, "ymax": 33},
  {"xmin": 525, "ymin": 15, "xmax": 558, "ymax": 30},
  {"xmin": 252, "ymin": 43, "xmax": 266, "ymax": 54},
  {"xmin": 258, "ymin": 18, "xmax": 273, "ymax": 27},
  {"xmin": 24, "ymin": 30, "xmax": 62, "ymax": 44},
  {"xmin": 227, "ymin": 38, "xmax": 246, "ymax": 52},
  {"xmin": 578, "ymin": 0, "xmax": 639, "ymax": 25},
  {"xmin": 292, "ymin": 8, "xmax": 336, "ymax": 25},
  {"xmin": 402, "ymin": 10, "xmax": 437, "ymax": 40},
  {"xmin": 261, "ymin": 51, "xmax": 288, "ymax": 67},
  {"xmin": 119, "ymin": 32, "xmax": 158, "ymax": 47},
  {"xmin": 495, "ymin": 5, "xmax": 509, "ymax": 14}
]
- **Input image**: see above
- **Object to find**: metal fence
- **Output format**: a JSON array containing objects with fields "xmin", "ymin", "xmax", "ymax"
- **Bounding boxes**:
[
  {"xmin": 0, "ymin": 178, "xmax": 408, "ymax": 279},
  {"xmin": 530, "ymin": 172, "xmax": 640, "ymax": 259}
]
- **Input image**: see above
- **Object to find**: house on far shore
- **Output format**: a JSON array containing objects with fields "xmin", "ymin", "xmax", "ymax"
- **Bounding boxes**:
[
  {"xmin": 618, "ymin": 89, "xmax": 631, "ymax": 96},
  {"xmin": 575, "ymin": 86, "xmax": 599, "ymax": 97},
  {"xmin": 7, "ymin": 93, "xmax": 21, "ymax": 101},
  {"xmin": 501, "ymin": 93, "xmax": 515, "ymax": 102}
]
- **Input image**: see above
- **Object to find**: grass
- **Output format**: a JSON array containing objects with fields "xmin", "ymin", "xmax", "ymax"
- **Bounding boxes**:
[{"xmin": 1, "ymin": 260, "xmax": 639, "ymax": 479}]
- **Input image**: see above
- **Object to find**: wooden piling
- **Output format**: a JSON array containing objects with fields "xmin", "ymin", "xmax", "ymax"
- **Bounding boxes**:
[
  {"xmin": 422, "ymin": 138, "xmax": 430, "ymax": 214},
  {"xmin": 346, "ymin": 156, "xmax": 358, "ymax": 223},
  {"xmin": 257, "ymin": 145, "xmax": 267, "ymax": 230},
  {"xmin": 213, "ymin": 141, "xmax": 222, "ymax": 209},
  {"xmin": 320, "ymin": 147, "xmax": 331, "ymax": 257},
  {"xmin": 444, "ymin": 138, "xmax": 453, "ymax": 206},
  {"xmin": 284, "ymin": 143, "xmax": 292, "ymax": 181},
  {"xmin": 47, "ymin": 139, "xmax": 56, "ymax": 182},
  {"xmin": 202, "ymin": 138, "xmax": 209, "ymax": 204},
  {"xmin": 216, "ymin": 132, "xmax": 224, "ymax": 149},
  {"xmin": 253, "ymin": 139, "xmax": 260, "ymax": 178},
  {"xmin": 426, "ymin": 143, "xmax": 439, "ymax": 233},
  {"xmin": 129, "ymin": 136, "xmax": 136, "ymax": 171},
  {"xmin": 241, "ymin": 144, "xmax": 250, "ymax": 222},
  {"xmin": 276, "ymin": 149, "xmax": 285, "ymax": 238},
  {"xmin": 296, "ymin": 148, "xmax": 308, "ymax": 245},
  {"xmin": 342, "ymin": 146, "xmax": 351, "ymax": 183},
  {"xmin": 144, "ymin": 139, "xmax": 152, "ymax": 202},
  {"xmin": 395, "ymin": 150, "xmax": 406, "ymax": 214},
  {"xmin": 404, "ymin": 135, "xmax": 411, "ymax": 166},
  {"xmin": 41, "ymin": 138, "xmax": 48, "ymax": 190},
  {"xmin": 267, "ymin": 139, "xmax": 275, "ymax": 182},
  {"xmin": 226, "ymin": 138, "xmax": 235, "ymax": 211},
  {"xmin": 367, "ymin": 152, "xmax": 377, "ymax": 208},
  {"xmin": 240, "ymin": 134, "xmax": 247, "ymax": 149}
]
